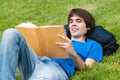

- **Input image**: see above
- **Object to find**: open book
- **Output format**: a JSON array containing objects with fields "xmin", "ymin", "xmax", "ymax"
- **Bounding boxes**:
[{"xmin": 16, "ymin": 23, "xmax": 68, "ymax": 58}]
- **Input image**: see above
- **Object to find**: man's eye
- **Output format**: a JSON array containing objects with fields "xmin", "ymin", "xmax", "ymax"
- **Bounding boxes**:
[
  {"xmin": 77, "ymin": 19, "xmax": 82, "ymax": 23},
  {"xmin": 69, "ymin": 20, "xmax": 73, "ymax": 23}
]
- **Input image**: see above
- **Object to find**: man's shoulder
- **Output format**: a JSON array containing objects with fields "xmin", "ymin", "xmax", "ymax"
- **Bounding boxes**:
[{"xmin": 87, "ymin": 38, "xmax": 102, "ymax": 46}]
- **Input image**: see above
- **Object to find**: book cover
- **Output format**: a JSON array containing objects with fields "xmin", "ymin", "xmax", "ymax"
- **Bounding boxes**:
[{"xmin": 16, "ymin": 24, "xmax": 68, "ymax": 58}]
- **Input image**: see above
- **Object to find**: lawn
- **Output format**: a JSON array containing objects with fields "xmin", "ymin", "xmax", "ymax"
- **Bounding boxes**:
[{"xmin": 0, "ymin": 0, "xmax": 120, "ymax": 80}]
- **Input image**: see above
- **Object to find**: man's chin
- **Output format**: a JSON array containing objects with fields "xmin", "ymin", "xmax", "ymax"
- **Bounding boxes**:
[{"xmin": 72, "ymin": 35, "xmax": 81, "ymax": 38}]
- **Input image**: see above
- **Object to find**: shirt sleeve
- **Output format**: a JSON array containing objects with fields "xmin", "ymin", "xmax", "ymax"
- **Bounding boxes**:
[{"xmin": 87, "ymin": 42, "xmax": 103, "ymax": 62}]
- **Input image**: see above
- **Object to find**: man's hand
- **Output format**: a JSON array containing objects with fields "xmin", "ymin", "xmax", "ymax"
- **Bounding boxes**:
[{"xmin": 56, "ymin": 34, "xmax": 76, "ymax": 56}]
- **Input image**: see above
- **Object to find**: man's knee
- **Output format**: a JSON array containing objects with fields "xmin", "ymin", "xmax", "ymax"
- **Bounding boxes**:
[
  {"xmin": 3, "ymin": 28, "xmax": 19, "ymax": 36},
  {"xmin": 1, "ymin": 28, "xmax": 21, "ymax": 42}
]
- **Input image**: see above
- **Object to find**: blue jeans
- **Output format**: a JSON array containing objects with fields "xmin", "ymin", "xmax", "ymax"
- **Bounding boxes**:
[{"xmin": 0, "ymin": 29, "xmax": 69, "ymax": 80}]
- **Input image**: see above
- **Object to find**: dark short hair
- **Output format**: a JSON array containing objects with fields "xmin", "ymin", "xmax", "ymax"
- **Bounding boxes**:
[{"xmin": 68, "ymin": 8, "xmax": 95, "ymax": 36}]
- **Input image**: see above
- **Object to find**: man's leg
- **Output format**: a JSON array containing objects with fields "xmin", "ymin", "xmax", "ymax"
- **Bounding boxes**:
[
  {"xmin": 29, "ymin": 57, "xmax": 69, "ymax": 80},
  {"xmin": 0, "ymin": 29, "xmax": 37, "ymax": 80}
]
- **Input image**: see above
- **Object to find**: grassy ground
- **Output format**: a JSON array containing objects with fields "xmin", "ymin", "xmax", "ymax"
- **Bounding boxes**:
[{"xmin": 0, "ymin": 0, "xmax": 120, "ymax": 80}]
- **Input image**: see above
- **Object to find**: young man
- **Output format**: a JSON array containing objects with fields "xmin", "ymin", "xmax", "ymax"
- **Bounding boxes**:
[{"xmin": 0, "ymin": 8, "xmax": 102, "ymax": 80}]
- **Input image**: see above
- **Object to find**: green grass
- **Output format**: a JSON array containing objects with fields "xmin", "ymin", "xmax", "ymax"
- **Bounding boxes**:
[{"xmin": 0, "ymin": 0, "xmax": 120, "ymax": 80}]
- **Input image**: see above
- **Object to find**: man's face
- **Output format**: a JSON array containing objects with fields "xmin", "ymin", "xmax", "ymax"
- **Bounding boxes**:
[{"xmin": 69, "ymin": 15, "xmax": 90, "ymax": 38}]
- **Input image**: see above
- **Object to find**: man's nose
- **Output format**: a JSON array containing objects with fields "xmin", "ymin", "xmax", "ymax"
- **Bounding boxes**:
[
  {"xmin": 72, "ymin": 20, "xmax": 77, "ymax": 25},
  {"xmin": 71, "ymin": 21, "xmax": 77, "ymax": 27}
]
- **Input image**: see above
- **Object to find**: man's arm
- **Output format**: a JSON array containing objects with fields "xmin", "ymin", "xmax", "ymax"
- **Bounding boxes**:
[
  {"xmin": 56, "ymin": 34, "xmax": 96, "ymax": 70},
  {"xmin": 72, "ymin": 51, "xmax": 96, "ymax": 70}
]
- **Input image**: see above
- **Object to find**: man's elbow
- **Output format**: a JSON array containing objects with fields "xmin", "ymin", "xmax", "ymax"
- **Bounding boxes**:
[{"xmin": 77, "ymin": 64, "xmax": 86, "ymax": 70}]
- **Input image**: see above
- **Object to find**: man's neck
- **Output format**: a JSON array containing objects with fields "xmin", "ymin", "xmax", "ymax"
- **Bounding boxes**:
[{"xmin": 71, "ymin": 35, "xmax": 86, "ymax": 42}]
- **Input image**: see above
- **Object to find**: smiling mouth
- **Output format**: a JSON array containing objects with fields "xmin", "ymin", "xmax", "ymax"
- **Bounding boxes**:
[{"xmin": 71, "ymin": 28, "xmax": 79, "ymax": 32}]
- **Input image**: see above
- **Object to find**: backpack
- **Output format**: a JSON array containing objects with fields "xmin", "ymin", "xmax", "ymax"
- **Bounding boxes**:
[{"xmin": 64, "ymin": 24, "xmax": 119, "ymax": 56}]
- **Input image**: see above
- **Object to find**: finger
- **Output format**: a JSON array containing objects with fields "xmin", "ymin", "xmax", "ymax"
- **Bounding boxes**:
[
  {"xmin": 56, "ymin": 42, "xmax": 67, "ymax": 48},
  {"xmin": 65, "ymin": 36, "xmax": 71, "ymax": 43},
  {"xmin": 58, "ymin": 34, "xmax": 71, "ymax": 43},
  {"xmin": 58, "ymin": 34, "xmax": 66, "ymax": 40},
  {"xmin": 56, "ymin": 42, "xmax": 65, "ymax": 46}
]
